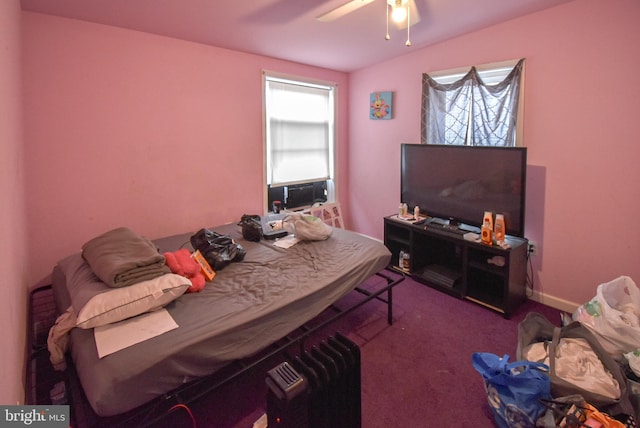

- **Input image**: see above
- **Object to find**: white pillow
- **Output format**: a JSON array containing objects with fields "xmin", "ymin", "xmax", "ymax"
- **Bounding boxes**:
[{"xmin": 76, "ymin": 273, "xmax": 190, "ymax": 329}]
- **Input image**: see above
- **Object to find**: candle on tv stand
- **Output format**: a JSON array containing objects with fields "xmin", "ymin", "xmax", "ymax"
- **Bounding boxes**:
[
  {"xmin": 481, "ymin": 220, "xmax": 493, "ymax": 245},
  {"xmin": 483, "ymin": 211, "xmax": 493, "ymax": 231},
  {"xmin": 494, "ymin": 214, "xmax": 505, "ymax": 243}
]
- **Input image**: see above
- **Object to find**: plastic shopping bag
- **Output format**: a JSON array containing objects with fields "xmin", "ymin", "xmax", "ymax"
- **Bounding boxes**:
[
  {"xmin": 283, "ymin": 213, "xmax": 332, "ymax": 241},
  {"xmin": 573, "ymin": 276, "xmax": 640, "ymax": 356},
  {"xmin": 583, "ymin": 403, "xmax": 626, "ymax": 428},
  {"xmin": 472, "ymin": 352, "xmax": 551, "ymax": 428}
]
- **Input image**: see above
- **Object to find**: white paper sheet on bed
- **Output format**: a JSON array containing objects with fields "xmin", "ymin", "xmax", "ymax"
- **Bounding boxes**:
[
  {"xmin": 94, "ymin": 309, "xmax": 179, "ymax": 358},
  {"xmin": 52, "ymin": 222, "xmax": 391, "ymax": 417}
]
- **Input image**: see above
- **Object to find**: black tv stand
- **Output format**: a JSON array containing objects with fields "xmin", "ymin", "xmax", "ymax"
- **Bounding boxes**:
[{"xmin": 384, "ymin": 215, "xmax": 528, "ymax": 318}]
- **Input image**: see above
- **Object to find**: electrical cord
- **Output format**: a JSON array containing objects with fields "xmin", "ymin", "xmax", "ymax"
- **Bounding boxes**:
[
  {"xmin": 525, "ymin": 249, "xmax": 534, "ymax": 298},
  {"xmin": 169, "ymin": 403, "xmax": 197, "ymax": 428}
]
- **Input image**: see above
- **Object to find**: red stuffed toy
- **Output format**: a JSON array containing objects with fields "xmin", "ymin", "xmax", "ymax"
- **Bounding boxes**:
[{"xmin": 164, "ymin": 249, "xmax": 206, "ymax": 293}]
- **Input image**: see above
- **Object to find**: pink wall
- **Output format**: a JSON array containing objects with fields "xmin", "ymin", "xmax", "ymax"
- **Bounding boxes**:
[
  {"xmin": 0, "ymin": 0, "xmax": 27, "ymax": 405},
  {"xmin": 22, "ymin": 13, "xmax": 349, "ymax": 288},
  {"xmin": 348, "ymin": 0, "xmax": 640, "ymax": 308},
  {"xmin": 17, "ymin": 1, "xmax": 640, "ymax": 365}
]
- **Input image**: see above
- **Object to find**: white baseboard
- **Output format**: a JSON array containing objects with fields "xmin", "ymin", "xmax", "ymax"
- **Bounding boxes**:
[{"xmin": 529, "ymin": 290, "xmax": 580, "ymax": 314}]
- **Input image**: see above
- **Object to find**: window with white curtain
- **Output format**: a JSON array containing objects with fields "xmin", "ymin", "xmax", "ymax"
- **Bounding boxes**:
[
  {"xmin": 421, "ymin": 59, "xmax": 524, "ymax": 147},
  {"xmin": 263, "ymin": 72, "xmax": 336, "ymax": 209}
]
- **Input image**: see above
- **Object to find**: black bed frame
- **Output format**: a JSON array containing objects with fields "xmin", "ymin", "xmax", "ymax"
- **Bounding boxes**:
[{"xmin": 26, "ymin": 268, "xmax": 404, "ymax": 427}]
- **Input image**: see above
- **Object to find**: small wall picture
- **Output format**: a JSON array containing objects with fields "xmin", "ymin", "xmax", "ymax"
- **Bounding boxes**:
[{"xmin": 370, "ymin": 91, "xmax": 393, "ymax": 120}]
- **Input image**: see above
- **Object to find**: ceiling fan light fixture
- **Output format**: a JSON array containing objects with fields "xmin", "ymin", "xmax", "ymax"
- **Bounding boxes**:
[
  {"xmin": 385, "ymin": 0, "xmax": 412, "ymax": 46},
  {"xmin": 387, "ymin": 0, "xmax": 409, "ymax": 21},
  {"xmin": 387, "ymin": 0, "xmax": 409, "ymax": 7},
  {"xmin": 391, "ymin": 5, "xmax": 407, "ymax": 23}
]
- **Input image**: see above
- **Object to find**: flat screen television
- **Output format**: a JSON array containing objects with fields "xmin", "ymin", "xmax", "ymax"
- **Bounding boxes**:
[{"xmin": 401, "ymin": 144, "xmax": 527, "ymax": 237}]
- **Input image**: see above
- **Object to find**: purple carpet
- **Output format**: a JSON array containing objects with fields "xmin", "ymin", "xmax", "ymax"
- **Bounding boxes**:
[{"xmin": 155, "ymin": 274, "xmax": 563, "ymax": 428}]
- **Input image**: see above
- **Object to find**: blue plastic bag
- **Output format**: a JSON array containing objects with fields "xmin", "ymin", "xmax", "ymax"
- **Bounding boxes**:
[{"xmin": 472, "ymin": 352, "xmax": 551, "ymax": 428}]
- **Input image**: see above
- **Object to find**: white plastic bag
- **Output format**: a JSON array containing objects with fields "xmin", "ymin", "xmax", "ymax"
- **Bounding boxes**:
[
  {"xmin": 573, "ymin": 276, "xmax": 640, "ymax": 356},
  {"xmin": 283, "ymin": 213, "xmax": 332, "ymax": 241},
  {"xmin": 623, "ymin": 349, "xmax": 640, "ymax": 377}
]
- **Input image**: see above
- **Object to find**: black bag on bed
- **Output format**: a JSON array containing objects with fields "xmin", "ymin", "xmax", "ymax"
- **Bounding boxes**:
[
  {"xmin": 238, "ymin": 214, "xmax": 262, "ymax": 242},
  {"xmin": 190, "ymin": 228, "xmax": 246, "ymax": 271}
]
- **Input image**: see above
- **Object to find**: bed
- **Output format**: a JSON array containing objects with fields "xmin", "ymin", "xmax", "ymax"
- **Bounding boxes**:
[{"xmin": 46, "ymin": 221, "xmax": 397, "ymax": 424}]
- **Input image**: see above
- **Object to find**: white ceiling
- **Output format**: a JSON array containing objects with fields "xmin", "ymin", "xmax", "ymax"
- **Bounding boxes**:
[{"xmin": 20, "ymin": 0, "xmax": 574, "ymax": 72}]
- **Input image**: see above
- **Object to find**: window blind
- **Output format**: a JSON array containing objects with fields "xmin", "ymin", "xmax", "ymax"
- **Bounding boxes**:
[{"xmin": 265, "ymin": 77, "xmax": 335, "ymax": 187}]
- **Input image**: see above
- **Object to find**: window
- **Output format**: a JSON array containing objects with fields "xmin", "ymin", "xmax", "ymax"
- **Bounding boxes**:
[
  {"xmin": 421, "ymin": 59, "xmax": 524, "ymax": 147},
  {"xmin": 263, "ymin": 72, "xmax": 336, "ymax": 211}
]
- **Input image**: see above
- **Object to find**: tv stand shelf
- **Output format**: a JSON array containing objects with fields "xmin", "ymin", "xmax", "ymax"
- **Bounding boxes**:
[{"xmin": 384, "ymin": 215, "xmax": 528, "ymax": 318}]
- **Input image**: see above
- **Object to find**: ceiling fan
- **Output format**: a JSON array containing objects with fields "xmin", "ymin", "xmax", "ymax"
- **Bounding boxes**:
[{"xmin": 317, "ymin": 0, "xmax": 421, "ymax": 27}]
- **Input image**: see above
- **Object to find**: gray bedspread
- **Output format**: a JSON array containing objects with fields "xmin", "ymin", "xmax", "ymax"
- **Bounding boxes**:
[{"xmin": 52, "ymin": 222, "xmax": 391, "ymax": 417}]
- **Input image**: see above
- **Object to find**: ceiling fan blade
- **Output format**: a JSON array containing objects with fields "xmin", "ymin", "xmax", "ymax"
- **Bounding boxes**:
[{"xmin": 317, "ymin": 0, "xmax": 376, "ymax": 22}]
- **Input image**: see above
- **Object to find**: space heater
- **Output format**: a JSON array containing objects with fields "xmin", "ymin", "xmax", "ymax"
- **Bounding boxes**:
[{"xmin": 266, "ymin": 332, "xmax": 361, "ymax": 428}]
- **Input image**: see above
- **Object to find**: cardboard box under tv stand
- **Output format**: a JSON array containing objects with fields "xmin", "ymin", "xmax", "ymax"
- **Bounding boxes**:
[{"xmin": 383, "ymin": 215, "xmax": 528, "ymax": 318}]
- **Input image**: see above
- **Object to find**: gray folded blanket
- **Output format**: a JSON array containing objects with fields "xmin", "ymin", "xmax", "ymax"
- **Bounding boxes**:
[{"xmin": 82, "ymin": 227, "xmax": 170, "ymax": 288}]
